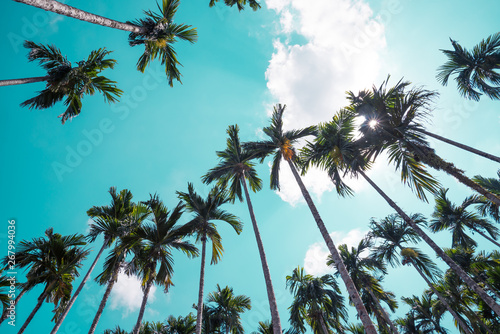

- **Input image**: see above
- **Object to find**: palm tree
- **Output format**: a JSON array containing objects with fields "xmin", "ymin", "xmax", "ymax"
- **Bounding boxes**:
[
  {"xmin": 202, "ymin": 124, "xmax": 282, "ymax": 334},
  {"xmin": 430, "ymin": 188, "xmax": 500, "ymax": 248},
  {"xmin": 164, "ymin": 313, "xmax": 196, "ymax": 334},
  {"xmin": 368, "ymin": 214, "xmax": 473, "ymax": 334},
  {"xmin": 0, "ymin": 41, "xmax": 122, "ymax": 124},
  {"xmin": 14, "ymin": 0, "xmax": 197, "ymax": 86},
  {"xmin": 437, "ymin": 32, "xmax": 500, "ymax": 101},
  {"xmin": 244, "ymin": 104, "xmax": 377, "ymax": 333},
  {"xmin": 401, "ymin": 293, "xmax": 448, "ymax": 334},
  {"xmin": 125, "ymin": 195, "xmax": 198, "ymax": 334},
  {"xmin": 473, "ymin": 172, "xmax": 500, "ymax": 223},
  {"xmin": 301, "ymin": 109, "xmax": 500, "ymax": 317},
  {"xmin": 177, "ymin": 183, "xmax": 242, "ymax": 334},
  {"xmin": 209, "ymin": 0, "xmax": 261, "ymax": 11},
  {"xmin": 103, "ymin": 325, "xmax": 129, "ymax": 334},
  {"xmin": 206, "ymin": 284, "xmax": 251, "ymax": 334},
  {"xmin": 286, "ymin": 267, "xmax": 347, "ymax": 334},
  {"xmin": 15, "ymin": 228, "xmax": 89, "ymax": 334}
]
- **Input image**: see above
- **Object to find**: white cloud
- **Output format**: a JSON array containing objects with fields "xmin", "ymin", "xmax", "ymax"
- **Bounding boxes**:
[
  {"xmin": 110, "ymin": 271, "xmax": 157, "ymax": 317},
  {"xmin": 304, "ymin": 228, "xmax": 368, "ymax": 276}
]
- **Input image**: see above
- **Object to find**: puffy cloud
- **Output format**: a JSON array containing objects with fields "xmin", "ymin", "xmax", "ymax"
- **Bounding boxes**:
[{"xmin": 110, "ymin": 271, "xmax": 157, "ymax": 317}]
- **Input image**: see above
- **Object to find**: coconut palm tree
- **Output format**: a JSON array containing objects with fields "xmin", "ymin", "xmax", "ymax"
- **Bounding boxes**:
[
  {"xmin": 244, "ymin": 104, "xmax": 377, "ymax": 333},
  {"xmin": 177, "ymin": 183, "xmax": 242, "ymax": 334},
  {"xmin": 125, "ymin": 195, "xmax": 198, "ymax": 334},
  {"xmin": 15, "ymin": 228, "xmax": 89, "ymax": 334},
  {"xmin": 430, "ymin": 188, "xmax": 500, "ymax": 249},
  {"xmin": 437, "ymin": 32, "xmax": 500, "ymax": 101},
  {"xmin": 164, "ymin": 313, "xmax": 196, "ymax": 334},
  {"xmin": 14, "ymin": 0, "xmax": 197, "ymax": 86},
  {"xmin": 286, "ymin": 267, "xmax": 347, "ymax": 334},
  {"xmin": 209, "ymin": 0, "xmax": 261, "ymax": 11},
  {"xmin": 0, "ymin": 41, "xmax": 122, "ymax": 124},
  {"xmin": 206, "ymin": 284, "xmax": 251, "ymax": 334},
  {"xmin": 301, "ymin": 109, "xmax": 500, "ymax": 317},
  {"xmin": 202, "ymin": 124, "xmax": 282, "ymax": 334}
]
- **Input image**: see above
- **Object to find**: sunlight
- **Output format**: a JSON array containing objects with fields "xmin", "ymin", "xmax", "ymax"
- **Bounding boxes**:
[{"xmin": 368, "ymin": 119, "xmax": 379, "ymax": 129}]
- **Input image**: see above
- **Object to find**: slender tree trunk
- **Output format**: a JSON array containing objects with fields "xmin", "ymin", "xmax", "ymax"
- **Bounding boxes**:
[
  {"xmin": 366, "ymin": 288, "xmax": 399, "ymax": 334},
  {"xmin": 87, "ymin": 262, "xmax": 121, "ymax": 334},
  {"xmin": 406, "ymin": 258, "xmax": 472, "ymax": 334},
  {"xmin": 0, "ymin": 288, "xmax": 27, "ymax": 324},
  {"xmin": 359, "ymin": 169, "xmax": 500, "ymax": 317},
  {"xmin": 195, "ymin": 238, "xmax": 207, "ymax": 334},
  {"xmin": 287, "ymin": 160, "xmax": 377, "ymax": 334},
  {"xmin": 318, "ymin": 314, "xmax": 329, "ymax": 334},
  {"xmin": 418, "ymin": 129, "xmax": 500, "ymax": 164},
  {"xmin": 132, "ymin": 277, "xmax": 154, "ymax": 334},
  {"xmin": 14, "ymin": 0, "xmax": 142, "ymax": 33},
  {"xmin": 241, "ymin": 175, "xmax": 283, "ymax": 334},
  {"xmin": 51, "ymin": 241, "xmax": 108, "ymax": 334},
  {"xmin": 0, "ymin": 76, "xmax": 49, "ymax": 87},
  {"xmin": 18, "ymin": 282, "xmax": 55, "ymax": 334},
  {"xmin": 471, "ymin": 227, "xmax": 500, "ymax": 248}
]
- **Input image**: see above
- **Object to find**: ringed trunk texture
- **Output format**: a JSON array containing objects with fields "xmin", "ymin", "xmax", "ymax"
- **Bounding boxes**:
[
  {"xmin": 132, "ymin": 277, "xmax": 154, "ymax": 334},
  {"xmin": 0, "ymin": 288, "xmax": 27, "ymax": 324},
  {"xmin": 195, "ymin": 238, "xmax": 207, "ymax": 334},
  {"xmin": 287, "ymin": 160, "xmax": 377, "ymax": 334},
  {"xmin": 87, "ymin": 262, "xmax": 121, "ymax": 334},
  {"xmin": 51, "ymin": 242, "xmax": 108, "ymax": 334},
  {"xmin": 14, "ymin": 0, "xmax": 142, "ymax": 33},
  {"xmin": 407, "ymin": 257, "xmax": 472, "ymax": 334},
  {"xmin": 366, "ymin": 288, "xmax": 399, "ymax": 334},
  {"xmin": 0, "ymin": 76, "xmax": 49, "ymax": 87},
  {"xmin": 18, "ymin": 282, "xmax": 55, "ymax": 334},
  {"xmin": 241, "ymin": 175, "xmax": 282, "ymax": 334},
  {"xmin": 359, "ymin": 169, "xmax": 500, "ymax": 317},
  {"xmin": 419, "ymin": 129, "xmax": 500, "ymax": 164}
]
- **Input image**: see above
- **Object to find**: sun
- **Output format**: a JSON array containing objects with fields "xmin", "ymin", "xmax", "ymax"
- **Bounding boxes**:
[{"xmin": 368, "ymin": 119, "xmax": 379, "ymax": 129}]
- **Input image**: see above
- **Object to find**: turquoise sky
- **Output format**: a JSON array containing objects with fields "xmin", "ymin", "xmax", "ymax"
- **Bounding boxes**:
[{"xmin": 1, "ymin": 0, "xmax": 500, "ymax": 333}]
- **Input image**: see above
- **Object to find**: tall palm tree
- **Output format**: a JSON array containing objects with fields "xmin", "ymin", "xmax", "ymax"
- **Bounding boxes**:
[
  {"xmin": 202, "ymin": 124, "xmax": 283, "ymax": 334},
  {"xmin": 0, "ymin": 41, "xmax": 122, "ymax": 124},
  {"xmin": 437, "ymin": 32, "xmax": 500, "ymax": 101},
  {"xmin": 301, "ymin": 109, "xmax": 500, "ymax": 317},
  {"xmin": 125, "ymin": 195, "xmax": 198, "ymax": 334},
  {"xmin": 177, "ymin": 183, "xmax": 243, "ymax": 334},
  {"xmin": 430, "ymin": 188, "xmax": 500, "ymax": 249},
  {"xmin": 400, "ymin": 293, "xmax": 448, "ymax": 334},
  {"xmin": 286, "ymin": 267, "xmax": 347, "ymax": 334},
  {"xmin": 348, "ymin": 78, "xmax": 500, "ymax": 204},
  {"xmin": 14, "ymin": 0, "xmax": 197, "ymax": 86},
  {"xmin": 209, "ymin": 0, "xmax": 261, "ymax": 11},
  {"xmin": 206, "ymin": 284, "xmax": 251, "ymax": 334},
  {"xmin": 244, "ymin": 104, "xmax": 377, "ymax": 334},
  {"xmin": 15, "ymin": 228, "xmax": 89, "ymax": 334},
  {"xmin": 368, "ymin": 214, "xmax": 473, "ymax": 334}
]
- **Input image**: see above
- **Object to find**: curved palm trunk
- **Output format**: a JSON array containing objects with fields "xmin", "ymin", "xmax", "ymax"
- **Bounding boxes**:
[
  {"xmin": 418, "ymin": 129, "xmax": 500, "ymax": 164},
  {"xmin": 241, "ymin": 175, "xmax": 283, "ymax": 334},
  {"xmin": 0, "ymin": 76, "xmax": 49, "ymax": 87},
  {"xmin": 132, "ymin": 277, "xmax": 154, "ymax": 334},
  {"xmin": 87, "ymin": 262, "xmax": 121, "ymax": 334},
  {"xmin": 14, "ymin": 0, "xmax": 142, "ymax": 33},
  {"xmin": 195, "ymin": 238, "xmax": 207, "ymax": 334},
  {"xmin": 51, "ymin": 241, "xmax": 108, "ymax": 334},
  {"xmin": 18, "ymin": 282, "xmax": 55, "ymax": 334},
  {"xmin": 0, "ymin": 288, "xmax": 27, "ymax": 324},
  {"xmin": 359, "ymin": 169, "xmax": 500, "ymax": 317},
  {"xmin": 470, "ymin": 227, "xmax": 500, "ymax": 248},
  {"xmin": 406, "ymin": 258, "xmax": 472, "ymax": 334},
  {"xmin": 366, "ymin": 288, "xmax": 398, "ymax": 334},
  {"xmin": 287, "ymin": 160, "xmax": 377, "ymax": 334}
]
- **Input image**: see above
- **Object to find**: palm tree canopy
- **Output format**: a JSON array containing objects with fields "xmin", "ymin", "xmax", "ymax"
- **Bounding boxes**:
[
  {"xmin": 437, "ymin": 33, "xmax": 500, "ymax": 100},
  {"xmin": 127, "ymin": 0, "xmax": 197, "ymax": 86},
  {"xmin": 209, "ymin": 0, "xmax": 261, "ymax": 11},
  {"xmin": 20, "ymin": 41, "xmax": 122, "ymax": 124},
  {"xmin": 206, "ymin": 284, "xmax": 252, "ymax": 334},
  {"xmin": 164, "ymin": 313, "xmax": 196, "ymax": 334},
  {"xmin": 177, "ymin": 183, "xmax": 242, "ymax": 264},
  {"xmin": 202, "ymin": 124, "xmax": 262, "ymax": 202},
  {"xmin": 243, "ymin": 104, "xmax": 316, "ymax": 190},
  {"xmin": 473, "ymin": 171, "xmax": 500, "ymax": 222}
]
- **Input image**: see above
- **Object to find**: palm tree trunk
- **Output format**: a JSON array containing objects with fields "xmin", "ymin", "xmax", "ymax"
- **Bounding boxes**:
[
  {"xmin": 195, "ymin": 238, "xmax": 207, "ymax": 334},
  {"xmin": 366, "ymin": 288, "xmax": 399, "ymax": 334},
  {"xmin": 132, "ymin": 277, "xmax": 154, "ymax": 334},
  {"xmin": 18, "ymin": 282, "xmax": 55, "ymax": 334},
  {"xmin": 0, "ymin": 76, "xmax": 49, "ymax": 86},
  {"xmin": 406, "ymin": 257, "xmax": 472, "ymax": 334},
  {"xmin": 470, "ymin": 227, "xmax": 500, "ymax": 248},
  {"xmin": 287, "ymin": 160, "xmax": 377, "ymax": 334},
  {"xmin": 240, "ymin": 175, "xmax": 283, "ymax": 334},
  {"xmin": 418, "ymin": 129, "xmax": 500, "ymax": 164},
  {"xmin": 51, "ymin": 241, "xmax": 108, "ymax": 334},
  {"xmin": 359, "ymin": 169, "xmax": 500, "ymax": 317},
  {"xmin": 318, "ymin": 314, "xmax": 330, "ymax": 334},
  {"xmin": 14, "ymin": 0, "xmax": 142, "ymax": 33},
  {"xmin": 0, "ymin": 288, "xmax": 27, "ymax": 324},
  {"xmin": 87, "ymin": 262, "xmax": 121, "ymax": 334}
]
